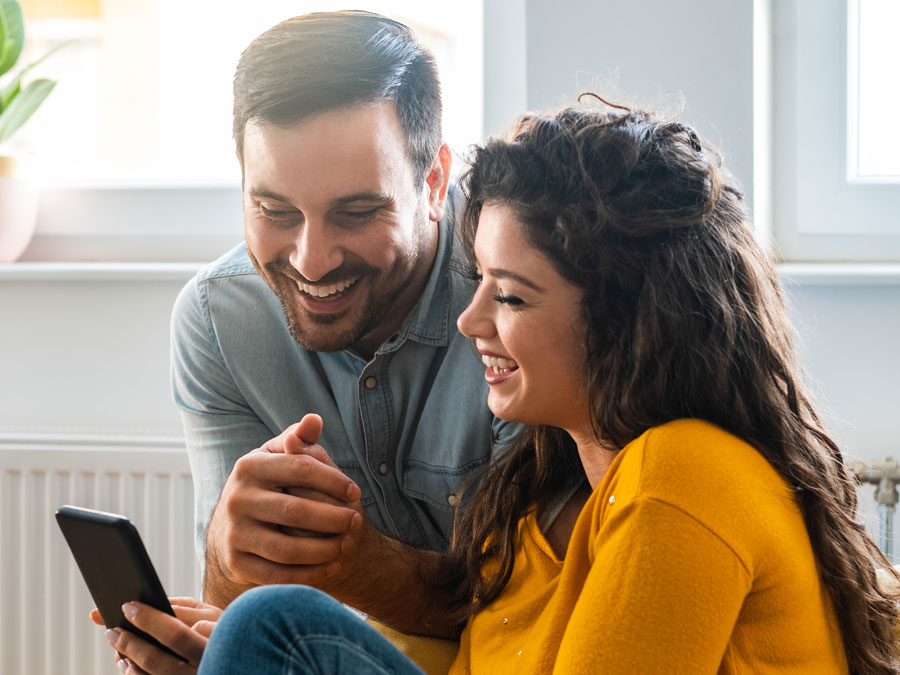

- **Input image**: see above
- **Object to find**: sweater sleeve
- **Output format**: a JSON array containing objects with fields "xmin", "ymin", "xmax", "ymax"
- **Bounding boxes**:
[{"xmin": 552, "ymin": 497, "xmax": 752, "ymax": 675}]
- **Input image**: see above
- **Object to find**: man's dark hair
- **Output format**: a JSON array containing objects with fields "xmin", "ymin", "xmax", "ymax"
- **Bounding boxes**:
[{"xmin": 233, "ymin": 10, "xmax": 442, "ymax": 183}]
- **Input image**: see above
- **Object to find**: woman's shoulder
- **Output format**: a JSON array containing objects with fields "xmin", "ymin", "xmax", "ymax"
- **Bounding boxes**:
[
  {"xmin": 597, "ymin": 419, "xmax": 799, "ymax": 547},
  {"xmin": 624, "ymin": 419, "xmax": 783, "ymax": 492}
]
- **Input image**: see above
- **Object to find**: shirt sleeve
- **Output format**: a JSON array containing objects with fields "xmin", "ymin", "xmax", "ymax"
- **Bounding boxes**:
[
  {"xmin": 553, "ymin": 497, "xmax": 751, "ymax": 675},
  {"xmin": 170, "ymin": 276, "xmax": 277, "ymax": 562}
]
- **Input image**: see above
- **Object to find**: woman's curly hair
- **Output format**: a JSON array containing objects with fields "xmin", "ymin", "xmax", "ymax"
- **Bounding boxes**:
[{"xmin": 439, "ymin": 97, "xmax": 899, "ymax": 673}]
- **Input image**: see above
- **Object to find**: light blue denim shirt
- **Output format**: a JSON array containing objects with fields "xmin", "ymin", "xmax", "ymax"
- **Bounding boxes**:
[{"xmin": 171, "ymin": 205, "xmax": 517, "ymax": 558}]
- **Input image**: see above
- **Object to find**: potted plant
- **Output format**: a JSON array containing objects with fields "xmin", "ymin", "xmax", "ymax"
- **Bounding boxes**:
[{"xmin": 0, "ymin": 0, "xmax": 66, "ymax": 262}]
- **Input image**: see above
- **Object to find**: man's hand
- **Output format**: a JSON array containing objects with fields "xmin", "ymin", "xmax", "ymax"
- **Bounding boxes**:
[
  {"xmin": 204, "ymin": 414, "xmax": 363, "ymax": 606},
  {"xmin": 90, "ymin": 597, "xmax": 220, "ymax": 674}
]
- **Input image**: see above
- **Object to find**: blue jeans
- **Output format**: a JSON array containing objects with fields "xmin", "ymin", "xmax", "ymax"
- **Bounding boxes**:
[{"xmin": 197, "ymin": 585, "xmax": 425, "ymax": 674}]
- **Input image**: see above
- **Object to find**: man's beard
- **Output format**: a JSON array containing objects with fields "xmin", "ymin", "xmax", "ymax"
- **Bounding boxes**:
[
  {"xmin": 258, "ymin": 213, "xmax": 432, "ymax": 353},
  {"xmin": 278, "ymin": 258, "xmax": 413, "ymax": 352}
]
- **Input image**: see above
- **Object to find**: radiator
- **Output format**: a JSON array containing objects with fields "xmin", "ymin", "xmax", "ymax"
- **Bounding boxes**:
[{"xmin": 0, "ymin": 437, "xmax": 201, "ymax": 675}]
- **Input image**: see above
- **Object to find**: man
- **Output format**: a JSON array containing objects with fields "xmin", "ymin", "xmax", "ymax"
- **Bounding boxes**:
[{"xmin": 97, "ymin": 10, "xmax": 513, "ymax": 673}]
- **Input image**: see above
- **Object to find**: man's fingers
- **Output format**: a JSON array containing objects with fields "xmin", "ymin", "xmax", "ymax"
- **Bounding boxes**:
[
  {"xmin": 283, "ymin": 485, "xmax": 349, "ymax": 508},
  {"xmin": 294, "ymin": 442, "xmax": 341, "ymax": 471},
  {"xmin": 231, "ymin": 452, "xmax": 358, "ymax": 502},
  {"xmin": 293, "ymin": 413, "xmax": 323, "ymax": 446},
  {"xmin": 225, "ymin": 490, "xmax": 362, "ymax": 542},
  {"xmin": 237, "ymin": 525, "xmax": 354, "ymax": 565},
  {"xmin": 259, "ymin": 414, "xmax": 322, "ymax": 455}
]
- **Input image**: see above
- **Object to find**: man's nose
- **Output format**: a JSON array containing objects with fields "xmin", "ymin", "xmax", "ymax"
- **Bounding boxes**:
[{"xmin": 288, "ymin": 221, "xmax": 343, "ymax": 282}]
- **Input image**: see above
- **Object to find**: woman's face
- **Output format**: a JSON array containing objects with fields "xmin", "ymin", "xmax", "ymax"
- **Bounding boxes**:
[{"xmin": 457, "ymin": 202, "xmax": 590, "ymax": 433}]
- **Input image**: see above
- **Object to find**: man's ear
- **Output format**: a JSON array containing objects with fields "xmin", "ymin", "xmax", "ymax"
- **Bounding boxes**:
[{"xmin": 425, "ymin": 143, "xmax": 452, "ymax": 223}]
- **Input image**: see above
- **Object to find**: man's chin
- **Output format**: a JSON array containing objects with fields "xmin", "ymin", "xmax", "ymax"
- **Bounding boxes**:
[{"xmin": 287, "ymin": 313, "xmax": 366, "ymax": 353}]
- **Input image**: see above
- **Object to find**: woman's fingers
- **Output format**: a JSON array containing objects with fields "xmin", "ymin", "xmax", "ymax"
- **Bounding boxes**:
[{"xmin": 114, "ymin": 602, "xmax": 207, "ymax": 669}]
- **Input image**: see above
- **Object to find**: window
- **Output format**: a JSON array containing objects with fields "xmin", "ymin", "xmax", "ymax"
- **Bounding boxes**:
[
  {"xmin": 769, "ymin": 0, "xmax": 900, "ymax": 262},
  {"xmin": 847, "ymin": 0, "xmax": 900, "ymax": 181},
  {"xmin": 13, "ymin": 1, "xmax": 483, "ymax": 261}
]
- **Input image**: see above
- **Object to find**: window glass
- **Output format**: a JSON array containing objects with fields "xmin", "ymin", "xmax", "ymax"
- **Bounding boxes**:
[
  {"xmin": 849, "ymin": 0, "xmax": 900, "ymax": 181},
  {"xmin": 13, "ymin": 1, "xmax": 483, "ymax": 186},
  {"xmin": 770, "ymin": 0, "xmax": 900, "ymax": 261}
]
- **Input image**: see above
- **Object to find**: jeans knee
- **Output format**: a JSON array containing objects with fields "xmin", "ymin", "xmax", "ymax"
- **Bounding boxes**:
[{"xmin": 222, "ymin": 585, "xmax": 347, "ymax": 637}]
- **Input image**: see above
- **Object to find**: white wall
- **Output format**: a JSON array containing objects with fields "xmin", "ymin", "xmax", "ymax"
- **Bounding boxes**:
[
  {"xmin": 1, "ymin": 0, "xmax": 898, "ymax": 533},
  {"xmin": 0, "ymin": 268, "xmax": 190, "ymax": 440}
]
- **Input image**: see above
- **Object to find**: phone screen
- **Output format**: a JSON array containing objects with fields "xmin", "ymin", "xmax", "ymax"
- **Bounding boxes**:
[{"xmin": 55, "ymin": 505, "xmax": 185, "ymax": 661}]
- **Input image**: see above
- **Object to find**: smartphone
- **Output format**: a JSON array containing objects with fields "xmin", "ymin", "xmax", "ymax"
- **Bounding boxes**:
[{"xmin": 55, "ymin": 505, "xmax": 186, "ymax": 661}]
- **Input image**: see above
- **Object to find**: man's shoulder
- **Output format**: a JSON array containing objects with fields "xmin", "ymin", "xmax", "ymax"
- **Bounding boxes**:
[
  {"xmin": 172, "ymin": 241, "xmax": 274, "ymax": 330},
  {"xmin": 195, "ymin": 242, "xmax": 259, "ymax": 283}
]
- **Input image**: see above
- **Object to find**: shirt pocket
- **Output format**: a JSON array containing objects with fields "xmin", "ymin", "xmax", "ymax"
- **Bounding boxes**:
[{"xmin": 402, "ymin": 458, "xmax": 489, "ymax": 544}]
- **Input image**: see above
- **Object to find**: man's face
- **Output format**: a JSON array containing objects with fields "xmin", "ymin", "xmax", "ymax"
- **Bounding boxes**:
[{"xmin": 241, "ymin": 103, "xmax": 446, "ymax": 354}]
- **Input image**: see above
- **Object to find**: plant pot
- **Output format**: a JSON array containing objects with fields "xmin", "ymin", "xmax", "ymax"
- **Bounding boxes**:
[{"xmin": 0, "ymin": 155, "xmax": 39, "ymax": 263}]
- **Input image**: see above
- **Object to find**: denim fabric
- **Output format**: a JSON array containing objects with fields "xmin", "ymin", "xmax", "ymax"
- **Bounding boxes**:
[
  {"xmin": 171, "ymin": 190, "xmax": 519, "ymax": 559},
  {"xmin": 197, "ymin": 586, "xmax": 425, "ymax": 675}
]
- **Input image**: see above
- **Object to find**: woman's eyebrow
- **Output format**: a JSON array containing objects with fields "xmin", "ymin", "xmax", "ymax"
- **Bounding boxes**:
[{"xmin": 487, "ymin": 268, "xmax": 546, "ymax": 293}]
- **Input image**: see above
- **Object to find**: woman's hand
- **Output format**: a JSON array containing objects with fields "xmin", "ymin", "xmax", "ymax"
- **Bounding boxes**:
[{"xmin": 90, "ymin": 597, "xmax": 221, "ymax": 674}]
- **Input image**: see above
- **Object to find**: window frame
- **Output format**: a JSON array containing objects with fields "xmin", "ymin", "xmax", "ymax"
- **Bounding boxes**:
[{"xmin": 766, "ymin": 0, "xmax": 900, "ymax": 263}]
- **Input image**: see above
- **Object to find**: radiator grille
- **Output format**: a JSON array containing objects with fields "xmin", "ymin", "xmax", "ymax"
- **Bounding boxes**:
[{"xmin": 0, "ymin": 442, "xmax": 200, "ymax": 675}]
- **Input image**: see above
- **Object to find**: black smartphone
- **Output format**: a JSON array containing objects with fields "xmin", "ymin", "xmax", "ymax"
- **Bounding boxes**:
[{"xmin": 55, "ymin": 505, "xmax": 186, "ymax": 661}]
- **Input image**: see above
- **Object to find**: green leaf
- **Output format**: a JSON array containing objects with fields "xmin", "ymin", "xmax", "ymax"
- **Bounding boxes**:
[
  {"xmin": 0, "ymin": 0, "xmax": 25, "ymax": 78},
  {"xmin": 0, "ymin": 77, "xmax": 55, "ymax": 143},
  {"xmin": 15, "ymin": 37, "xmax": 76, "ymax": 80},
  {"xmin": 0, "ymin": 76, "xmax": 19, "ymax": 110},
  {"xmin": 0, "ymin": 38, "xmax": 75, "ymax": 112}
]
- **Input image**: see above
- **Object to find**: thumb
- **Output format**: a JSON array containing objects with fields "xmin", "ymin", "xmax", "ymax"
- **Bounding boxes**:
[
  {"xmin": 296, "ymin": 413, "xmax": 323, "ymax": 444},
  {"xmin": 284, "ymin": 413, "xmax": 323, "ymax": 454}
]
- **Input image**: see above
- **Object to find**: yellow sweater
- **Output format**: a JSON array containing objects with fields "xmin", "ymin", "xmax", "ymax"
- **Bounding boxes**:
[{"xmin": 450, "ymin": 419, "xmax": 847, "ymax": 674}]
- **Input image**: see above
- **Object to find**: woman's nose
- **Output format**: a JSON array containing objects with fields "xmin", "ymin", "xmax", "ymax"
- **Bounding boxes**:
[{"xmin": 457, "ymin": 292, "xmax": 493, "ymax": 339}]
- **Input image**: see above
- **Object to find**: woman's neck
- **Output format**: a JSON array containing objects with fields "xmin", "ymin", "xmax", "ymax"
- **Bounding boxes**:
[{"xmin": 568, "ymin": 429, "xmax": 618, "ymax": 489}]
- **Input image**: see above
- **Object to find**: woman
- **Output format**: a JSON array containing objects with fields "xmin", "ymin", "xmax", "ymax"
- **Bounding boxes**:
[{"xmin": 194, "ymin": 99, "xmax": 898, "ymax": 673}]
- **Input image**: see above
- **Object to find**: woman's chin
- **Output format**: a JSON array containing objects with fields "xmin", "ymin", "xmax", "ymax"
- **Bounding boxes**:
[{"xmin": 487, "ymin": 396, "xmax": 535, "ymax": 426}]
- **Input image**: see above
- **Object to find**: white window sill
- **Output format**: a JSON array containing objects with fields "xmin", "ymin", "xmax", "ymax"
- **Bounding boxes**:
[
  {"xmin": 0, "ymin": 261, "xmax": 204, "ymax": 282},
  {"xmin": 2, "ymin": 262, "xmax": 899, "ymax": 285},
  {"xmin": 775, "ymin": 263, "xmax": 900, "ymax": 285}
]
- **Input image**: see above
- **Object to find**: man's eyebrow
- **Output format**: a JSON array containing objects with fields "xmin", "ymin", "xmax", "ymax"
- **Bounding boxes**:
[
  {"xmin": 331, "ymin": 192, "xmax": 392, "ymax": 207},
  {"xmin": 246, "ymin": 189, "xmax": 391, "ymax": 207},
  {"xmin": 488, "ymin": 268, "xmax": 546, "ymax": 293},
  {"xmin": 248, "ymin": 188, "xmax": 293, "ymax": 203}
]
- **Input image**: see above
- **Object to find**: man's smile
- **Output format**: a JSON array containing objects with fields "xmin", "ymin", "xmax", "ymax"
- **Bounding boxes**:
[{"xmin": 297, "ymin": 276, "xmax": 361, "ymax": 300}]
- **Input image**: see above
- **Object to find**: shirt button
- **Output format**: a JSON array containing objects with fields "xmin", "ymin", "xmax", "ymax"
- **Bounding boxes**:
[
  {"xmin": 447, "ymin": 494, "xmax": 459, "ymax": 507},
  {"xmin": 364, "ymin": 376, "xmax": 377, "ymax": 389},
  {"xmin": 378, "ymin": 462, "xmax": 389, "ymax": 475}
]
